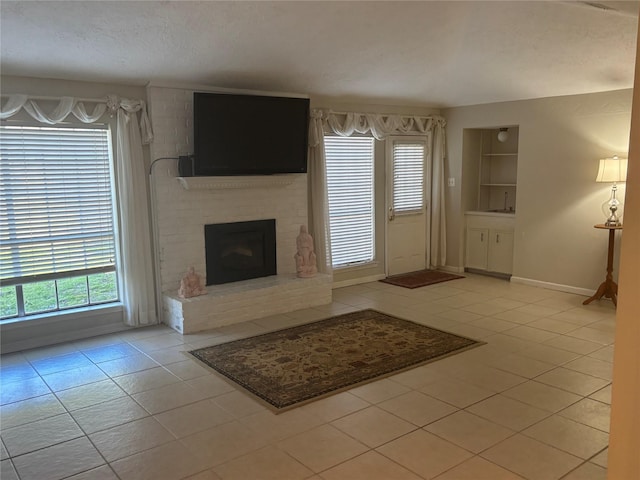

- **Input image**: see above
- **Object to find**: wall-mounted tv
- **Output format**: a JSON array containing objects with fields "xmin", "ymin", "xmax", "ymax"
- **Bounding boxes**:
[{"xmin": 193, "ymin": 92, "xmax": 310, "ymax": 176}]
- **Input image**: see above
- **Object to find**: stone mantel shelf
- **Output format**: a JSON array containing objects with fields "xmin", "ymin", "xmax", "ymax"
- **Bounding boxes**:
[{"xmin": 177, "ymin": 174, "xmax": 301, "ymax": 190}]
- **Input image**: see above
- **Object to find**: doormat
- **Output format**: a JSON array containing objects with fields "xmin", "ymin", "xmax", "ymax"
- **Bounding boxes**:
[
  {"xmin": 188, "ymin": 309, "xmax": 483, "ymax": 412},
  {"xmin": 380, "ymin": 269, "xmax": 464, "ymax": 289}
]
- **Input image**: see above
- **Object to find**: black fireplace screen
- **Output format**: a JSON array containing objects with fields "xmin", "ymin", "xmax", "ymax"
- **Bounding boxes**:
[{"xmin": 204, "ymin": 219, "xmax": 277, "ymax": 285}]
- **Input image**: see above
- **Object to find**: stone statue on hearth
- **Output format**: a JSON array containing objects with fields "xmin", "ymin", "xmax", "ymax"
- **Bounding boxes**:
[
  {"xmin": 294, "ymin": 225, "xmax": 317, "ymax": 278},
  {"xmin": 178, "ymin": 267, "xmax": 207, "ymax": 298}
]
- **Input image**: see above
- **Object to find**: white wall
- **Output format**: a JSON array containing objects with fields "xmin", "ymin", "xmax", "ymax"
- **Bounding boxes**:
[
  {"xmin": 1, "ymin": 76, "xmax": 146, "ymax": 104},
  {"xmin": 444, "ymin": 89, "xmax": 633, "ymax": 292},
  {"xmin": 4, "ymin": 74, "xmax": 632, "ymax": 349}
]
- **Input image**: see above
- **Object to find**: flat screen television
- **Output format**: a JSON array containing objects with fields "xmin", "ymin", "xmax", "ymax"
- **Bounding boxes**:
[{"xmin": 193, "ymin": 92, "xmax": 310, "ymax": 176}]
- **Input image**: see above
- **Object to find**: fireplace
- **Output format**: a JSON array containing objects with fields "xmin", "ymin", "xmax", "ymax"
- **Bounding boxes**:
[{"xmin": 204, "ymin": 219, "xmax": 277, "ymax": 285}]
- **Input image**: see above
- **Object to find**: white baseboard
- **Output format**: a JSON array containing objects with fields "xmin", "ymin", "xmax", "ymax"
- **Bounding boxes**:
[
  {"xmin": 332, "ymin": 274, "xmax": 386, "ymax": 289},
  {"xmin": 439, "ymin": 265, "xmax": 465, "ymax": 274},
  {"xmin": 510, "ymin": 276, "xmax": 592, "ymax": 297}
]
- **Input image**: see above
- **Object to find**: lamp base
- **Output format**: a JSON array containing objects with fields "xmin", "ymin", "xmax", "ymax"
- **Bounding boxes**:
[{"xmin": 601, "ymin": 184, "xmax": 623, "ymax": 227}]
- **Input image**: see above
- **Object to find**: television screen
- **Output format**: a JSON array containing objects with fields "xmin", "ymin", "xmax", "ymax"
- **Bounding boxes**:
[{"xmin": 193, "ymin": 92, "xmax": 310, "ymax": 176}]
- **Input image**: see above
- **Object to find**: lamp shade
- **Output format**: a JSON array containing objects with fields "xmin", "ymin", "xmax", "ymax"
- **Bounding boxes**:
[{"xmin": 596, "ymin": 156, "xmax": 628, "ymax": 183}]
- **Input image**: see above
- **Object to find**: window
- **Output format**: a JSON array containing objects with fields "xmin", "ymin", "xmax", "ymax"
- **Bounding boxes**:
[
  {"xmin": 325, "ymin": 136, "xmax": 375, "ymax": 268},
  {"xmin": 391, "ymin": 140, "xmax": 426, "ymax": 214},
  {"xmin": 0, "ymin": 125, "xmax": 119, "ymax": 319}
]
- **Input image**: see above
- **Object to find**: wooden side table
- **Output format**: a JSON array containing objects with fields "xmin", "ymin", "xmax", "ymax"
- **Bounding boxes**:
[{"xmin": 583, "ymin": 224, "xmax": 623, "ymax": 307}]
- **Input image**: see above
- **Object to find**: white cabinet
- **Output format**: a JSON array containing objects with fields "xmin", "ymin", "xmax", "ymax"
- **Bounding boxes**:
[
  {"xmin": 466, "ymin": 228, "xmax": 489, "ymax": 270},
  {"xmin": 465, "ymin": 213, "xmax": 515, "ymax": 275},
  {"xmin": 487, "ymin": 229, "xmax": 514, "ymax": 274}
]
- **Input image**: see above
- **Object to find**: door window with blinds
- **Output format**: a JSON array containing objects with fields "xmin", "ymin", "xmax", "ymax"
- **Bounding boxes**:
[
  {"xmin": 0, "ymin": 124, "xmax": 119, "ymax": 319},
  {"xmin": 390, "ymin": 139, "xmax": 426, "ymax": 215},
  {"xmin": 325, "ymin": 135, "xmax": 375, "ymax": 268}
]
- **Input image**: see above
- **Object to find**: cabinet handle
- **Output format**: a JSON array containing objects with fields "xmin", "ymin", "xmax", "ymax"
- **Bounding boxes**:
[
  {"xmin": 496, "ymin": 234, "xmax": 500, "ymax": 244},
  {"xmin": 481, "ymin": 233, "xmax": 484, "ymax": 242}
]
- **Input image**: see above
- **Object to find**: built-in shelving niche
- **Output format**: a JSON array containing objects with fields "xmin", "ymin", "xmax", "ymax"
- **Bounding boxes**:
[{"xmin": 477, "ymin": 127, "xmax": 519, "ymax": 213}]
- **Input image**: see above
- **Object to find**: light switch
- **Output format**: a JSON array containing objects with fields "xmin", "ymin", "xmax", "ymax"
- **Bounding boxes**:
[{"xmin": 448, "ymin": 177, "xmax": 455, "ymax": 187}]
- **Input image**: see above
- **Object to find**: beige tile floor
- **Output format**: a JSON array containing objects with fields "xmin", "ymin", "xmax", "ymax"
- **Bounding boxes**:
[{"xmin": 0, "ymin": 274, "xmax": 615, "ymax": 480}]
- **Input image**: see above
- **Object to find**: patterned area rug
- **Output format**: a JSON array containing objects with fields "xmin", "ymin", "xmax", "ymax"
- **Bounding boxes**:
[
  {"xmin": 188, "ymin": 309, "xmax": 483, "ymax": 412},
  {"xmin": 381, "ymin": 269, "xmax": 464, "ymax": 289}
]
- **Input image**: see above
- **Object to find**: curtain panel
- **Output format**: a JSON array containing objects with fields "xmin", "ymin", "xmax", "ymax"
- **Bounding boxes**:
[
  {"xmin": 309, "ymin": 109, "xmax": 447, "ymax": 273},
  {"xmin": 1, "ymin": 94, "xmax": 157, "ymax": 327},
  {"xmin": 308, "ymin": 110, "xmax": 333, "ymax": 274}
]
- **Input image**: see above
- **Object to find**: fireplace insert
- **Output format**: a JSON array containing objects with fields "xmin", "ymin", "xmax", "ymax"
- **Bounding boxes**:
[{"xmin": 204, "ymin": 219, "xmax": 277, "ymax": 285}]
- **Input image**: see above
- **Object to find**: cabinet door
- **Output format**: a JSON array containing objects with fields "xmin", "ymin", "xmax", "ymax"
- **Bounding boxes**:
[
  {"xmin": 465, "ymin": 228, "xmax": 489, "ymax": 270},
  {"xmin": 488, "ymin": 229, "xmax": 514, "ymax": 274}
]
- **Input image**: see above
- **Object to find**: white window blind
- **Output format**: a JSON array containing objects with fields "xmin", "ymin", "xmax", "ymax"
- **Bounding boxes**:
[
  {"xmin": 0, "ymin": 125, "xmax": 116, "ymax": 285},
  {"xmin": 325, "ymin": 136, "xmax": 375, "ymax": 268},
  {"xmin": 392, "ymin": 141, "xmax": 425, "ymax": 214}
]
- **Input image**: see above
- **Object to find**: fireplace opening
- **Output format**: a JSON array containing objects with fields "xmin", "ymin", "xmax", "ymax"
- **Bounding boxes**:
[{"xmin": 204, "ymin": 219, "xmax": 277, "ymax": 285}]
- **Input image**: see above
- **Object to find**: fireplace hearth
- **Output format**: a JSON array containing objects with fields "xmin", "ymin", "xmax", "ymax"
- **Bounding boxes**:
[{"xmin": 204, "ymin": 219, "xmax": 277, "ymax": 285}]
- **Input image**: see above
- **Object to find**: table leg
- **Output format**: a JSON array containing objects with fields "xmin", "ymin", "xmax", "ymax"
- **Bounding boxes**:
[{"xmin": 583, "ymin": 229, "xmax": 618, "ymax": 306}]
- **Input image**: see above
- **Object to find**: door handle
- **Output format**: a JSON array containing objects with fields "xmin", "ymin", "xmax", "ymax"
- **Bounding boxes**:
[{"xmin": 388, "ymin": 207, "xmax": 395, "ymax": 221}]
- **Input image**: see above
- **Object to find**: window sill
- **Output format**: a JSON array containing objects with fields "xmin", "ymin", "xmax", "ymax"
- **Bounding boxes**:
[
  {"xmin": 0, "ymin": 302, "xmax": 123, "ymax": 327},
  {"xmin": 0, "ymin": 303, "xmax": 127, "ymax": 353}
]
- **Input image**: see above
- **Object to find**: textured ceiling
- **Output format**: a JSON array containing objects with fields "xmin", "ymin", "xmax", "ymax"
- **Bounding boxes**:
[{"xmin": 0, "ymin": 1, "xmax": 638, "ymax": 108}]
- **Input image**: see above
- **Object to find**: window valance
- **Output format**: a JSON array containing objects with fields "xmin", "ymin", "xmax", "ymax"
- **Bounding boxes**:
[
  {"xmin": 1, "ymin": 94, "xmax": 153, "ymax": 144},
  {"xmin": 309, "ymin": 109, "xmax": 446, "ymax": 145}
]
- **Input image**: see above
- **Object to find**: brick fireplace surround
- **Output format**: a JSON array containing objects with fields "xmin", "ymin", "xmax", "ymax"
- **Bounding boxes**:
[{"xmin": 147, "ymin": 85, "xmax": 332, "ymax": 334}]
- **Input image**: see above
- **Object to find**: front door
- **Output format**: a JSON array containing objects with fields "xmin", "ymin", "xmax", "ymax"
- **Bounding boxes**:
[{"xmin": 385, "ymin": 137, "xmax": 428, "ymax": 277}]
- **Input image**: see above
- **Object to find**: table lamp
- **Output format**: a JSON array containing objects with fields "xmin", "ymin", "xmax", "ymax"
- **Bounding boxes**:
[{"xmin": 596, "ymin": 155, "xmax": 628, "ymax": 226}]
